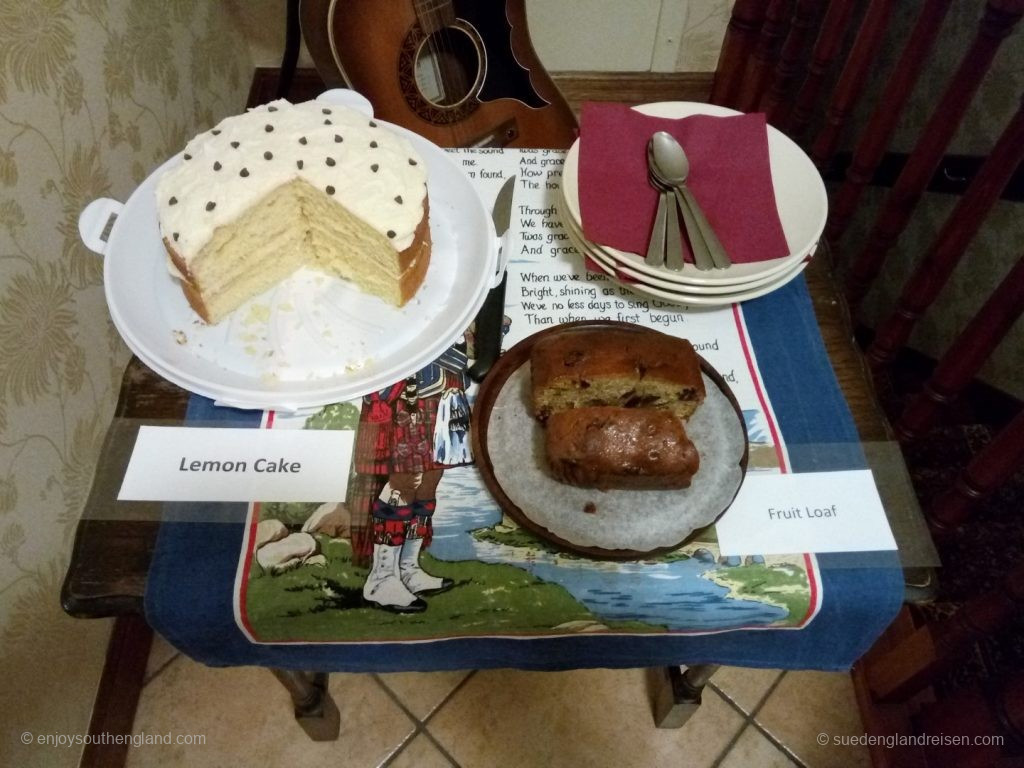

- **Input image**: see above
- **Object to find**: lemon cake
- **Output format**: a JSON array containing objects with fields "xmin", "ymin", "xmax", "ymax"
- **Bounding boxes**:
[{"xmin": 156, "ymin": 99, "xmax": 430, "ymax": 324}]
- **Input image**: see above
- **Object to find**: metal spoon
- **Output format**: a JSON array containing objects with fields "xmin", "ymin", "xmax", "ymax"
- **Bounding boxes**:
[
  {"xmin": 647, "ymin": 142, "xmax": 686, "ymax": 271},
  {"xmin": 644, "ymin": 190, "xmax": 668, "ymax": 268},
  {"xmin": 649, "ymin": 146, "xmax": 713, "ymax": 271},
  {"xmin": 645, "ymin": 149, "xmax": 668, "ymax": 267},
  {"xmin": 650, "ymin": 131, "xmax": 731, "ymax": 270}
]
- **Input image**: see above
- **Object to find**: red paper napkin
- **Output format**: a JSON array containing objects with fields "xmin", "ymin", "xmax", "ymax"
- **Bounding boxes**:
[{"xmin": 578, "ymin": 102, "xmax": 790, "ymax": 265}]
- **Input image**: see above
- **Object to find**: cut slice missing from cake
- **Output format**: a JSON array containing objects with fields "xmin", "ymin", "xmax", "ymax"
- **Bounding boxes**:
[
  {"xmin": 157, "ymin": 99, "xmax": 430, "ymax": 324},
  {"xmin": 530, "ymin": 328, "xmax": 706, "ymax": 422}
]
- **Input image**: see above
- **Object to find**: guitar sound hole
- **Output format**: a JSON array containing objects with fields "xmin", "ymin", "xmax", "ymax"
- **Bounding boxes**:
[{"xmin": 414, "ymin": 27, "xmax": 481, "ymax": 107}]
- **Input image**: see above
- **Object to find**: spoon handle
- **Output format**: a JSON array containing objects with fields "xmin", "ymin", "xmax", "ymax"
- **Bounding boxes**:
[
  {"xmin": 677, "ymin": 187, "xmax": 731, "ymax": 269},
  {"xmin": 672, "ymin": 189, "xmax": 714, "ymax": 270},
  {"xmin": 646, "ymin": 191, "xmax": 668, "ymax": 267},
  {"xmin": 663, "ymin": 190, "xmax": 686, "ymax": 271}
]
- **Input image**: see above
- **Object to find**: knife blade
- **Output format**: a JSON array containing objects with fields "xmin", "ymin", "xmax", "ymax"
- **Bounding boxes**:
[{"xmin": 468, "ymin": 175, "xmax": 516, "ymax": 382}]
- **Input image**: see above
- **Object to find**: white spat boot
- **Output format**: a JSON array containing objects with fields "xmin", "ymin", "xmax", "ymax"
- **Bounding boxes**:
[
  {"xmin": 399, "ymin": 537, "xmax": 454, "ymax": 595},
  {"xmin": 363, "ymin": 543, "xmax": 426, "ymax": 613}
]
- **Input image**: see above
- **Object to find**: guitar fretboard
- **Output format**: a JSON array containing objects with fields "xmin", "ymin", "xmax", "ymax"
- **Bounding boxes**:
[{"xmin": 413, "ymin": 0, "xmax": 456, "ymax": 29}]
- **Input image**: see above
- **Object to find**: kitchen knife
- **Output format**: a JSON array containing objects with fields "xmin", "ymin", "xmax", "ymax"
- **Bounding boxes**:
[{"xmin": 468, "ymin": 175, "xmax": 516, "ymax": 382}]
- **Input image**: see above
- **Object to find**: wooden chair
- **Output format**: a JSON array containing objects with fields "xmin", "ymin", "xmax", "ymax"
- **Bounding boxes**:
[{"xmin": 710, "ymin": 1, "xmax": 1024, "ymax": 765}]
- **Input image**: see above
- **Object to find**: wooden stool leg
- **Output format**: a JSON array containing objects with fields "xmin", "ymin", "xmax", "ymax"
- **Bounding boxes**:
[
  {"xmin": 81, "ymin": 616, "xmax": 154, "ymax": 768},
  {"xmin": 277, "ymin": 0, "xmax": 301, "ymax": 99},
  {"xmin": 270, "ymin": 669, "xmax": 340, "ymax": 741},
  {"xmin": 650, "ymin": 664, "xmax": 721, "ymax": 728}
]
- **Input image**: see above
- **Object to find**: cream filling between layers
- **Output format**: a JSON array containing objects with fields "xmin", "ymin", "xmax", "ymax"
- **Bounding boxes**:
[
  {"xmin": 182, "ymin": 179, "xmax": 420, "ymax": 322},
  {"xmin": 303, "ymin": 188, "xmax": 409, "ymax": 304}
]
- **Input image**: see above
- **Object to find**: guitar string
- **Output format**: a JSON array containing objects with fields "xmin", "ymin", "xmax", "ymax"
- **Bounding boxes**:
[
  {"xmin": 446, "ymin": 6, "xmax": 475, "ymax": 146},
  {"xmin": 418, "ymin": 0, "xmax": 447, "ymax": 139},
  {"xmin": 417, "ymin": 0, "xmax": 440, "ymax": 100},
  {"xmin": 426, "ymin": 8, "xmax": 446, "ymax": 108},
  {"xmin": 419, "ymin": 0, "xmax": 470, "ymax": 146},
  {"xmin": 435, "ymin": 0, "xmax": 465, "ymax": 146}
]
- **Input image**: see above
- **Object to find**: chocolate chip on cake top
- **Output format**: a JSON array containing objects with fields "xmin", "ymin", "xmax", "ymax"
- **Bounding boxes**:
[{"xmin": 156, "ymin": 99, "xmax": 427, "ymax": 266}]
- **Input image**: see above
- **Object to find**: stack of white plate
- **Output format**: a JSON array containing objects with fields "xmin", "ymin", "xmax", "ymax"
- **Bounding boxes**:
[{"xmin": 561, "ymin": 102, "xmax": 828, "ymax": 307}]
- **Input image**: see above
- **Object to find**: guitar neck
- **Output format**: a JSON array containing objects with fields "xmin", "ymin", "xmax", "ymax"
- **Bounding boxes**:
[{"xmin": 413, "ymin": 0, "xmax": 456, "ymax": 32}]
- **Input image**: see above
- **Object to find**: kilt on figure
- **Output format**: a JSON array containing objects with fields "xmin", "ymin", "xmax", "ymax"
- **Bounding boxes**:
[{"xmin": 351, "ymin": 343, "xmax": 472, "ymax": 613}]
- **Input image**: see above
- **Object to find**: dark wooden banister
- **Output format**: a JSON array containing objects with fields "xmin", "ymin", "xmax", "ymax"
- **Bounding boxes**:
[
  {"xmin": 709, "ymin": 0, "xmax": 768, "ymax": 109},
  {"xmin": 844, "ymin": 0, "xmax": 1024, "ymax": 308},
  {"xmin": 808, "ymin": 0, "xmax": 895, "ymax": 170},
  {"xmin": 712, "ymin": 2, "xmax": 1024, "ymax": 759},
  {"xmin": 733, "ymin": 0, "xmax": 789, "ymax": 114},
  {"xmin": 782, "ymin": 0, "xmax": 856, "ymax": 138},
  {"xmin": 925, "ymin": 408, "xmax": 1024, "ymax": 538},
  {"xmin": 761, "ymin": 0, "xmax": 823, "ymax": 125},
  {"xmin": 865, "ymin": 98, "xmax": 1024, "ymax": 371},
  {"xmin": 895, "ymin": 256, "xmax": 1024, "ymax": 441},
  {"xmin": 826, "ymin": 0, "xmax": 954, "ymax": 244}
]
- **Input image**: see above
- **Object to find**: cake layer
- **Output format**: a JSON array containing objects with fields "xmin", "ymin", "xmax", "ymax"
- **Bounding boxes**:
[{"xmin": 544, "ymin": 406, "xmax": 699, "ymax": 490}]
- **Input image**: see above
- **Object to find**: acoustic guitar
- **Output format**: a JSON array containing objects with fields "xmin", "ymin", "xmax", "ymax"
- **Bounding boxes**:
[{"xmin": 299, "ymin": 0, "xmax": 579, "ymax": 149}]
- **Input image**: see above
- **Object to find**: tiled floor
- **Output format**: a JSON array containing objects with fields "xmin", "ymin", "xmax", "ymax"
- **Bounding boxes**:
[{"xmin": 123, "ymin": 634, "xmax": 872, "ymax": 767}]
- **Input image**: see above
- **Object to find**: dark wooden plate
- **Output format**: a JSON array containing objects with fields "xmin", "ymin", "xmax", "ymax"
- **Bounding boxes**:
[{"xmin": 470, "ymin": 320, "xmax": 750, "ymax": 560}]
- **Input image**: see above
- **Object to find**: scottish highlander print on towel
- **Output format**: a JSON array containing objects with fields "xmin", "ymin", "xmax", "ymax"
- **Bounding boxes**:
[{"xmin": 231, "ymin": 297, "xmax": 821, "ymax": 643}]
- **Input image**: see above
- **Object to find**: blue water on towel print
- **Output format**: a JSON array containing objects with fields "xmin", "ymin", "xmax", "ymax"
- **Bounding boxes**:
[{"xmin": 427, "ymin": 467, "xmax": 789, "ymax": 632}]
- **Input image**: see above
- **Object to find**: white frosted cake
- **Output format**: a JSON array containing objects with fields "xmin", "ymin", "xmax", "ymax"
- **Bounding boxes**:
[{"xmin": 156, "ymin": 99, "xmax": 430, "ymax": 324}]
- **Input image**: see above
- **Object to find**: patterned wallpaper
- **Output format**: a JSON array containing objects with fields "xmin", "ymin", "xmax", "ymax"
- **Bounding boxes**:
[{"xmin": 0, "ymin": 1, "xmax": 250, "ymax": 765}]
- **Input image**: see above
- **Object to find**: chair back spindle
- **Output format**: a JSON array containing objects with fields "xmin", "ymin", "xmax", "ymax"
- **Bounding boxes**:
[
  {"xmin": 733, "ymin": 0, "xmax": 791, "ymax": 114},
  {"xmin": 844, "ymin": 0, "xmax": 1024, "ymax": 308},
  {"xmin": 783, "ymin": 0, "xmax": 857, "ymax": 138},
  {"xmin": 709, "ymin": 0, "xmax": 769, "ymax": 109},
  {"xmin": 896, "ymin": 256, "xmax": 1024, "ymax": 441},
  {"xmin": 808, "ymin": 0, "xmax": 896, "ymax": 171},
  {"xmin": 826, "ymin": 0, "xmax": 954, "ymax": 244},
  {"xmin": 760, "ymin": 0, "xmax": 823, "ymax": 124},
  {"xmin": 865, "ymin": 98, "xmax": 1024, "ymax": 371}
]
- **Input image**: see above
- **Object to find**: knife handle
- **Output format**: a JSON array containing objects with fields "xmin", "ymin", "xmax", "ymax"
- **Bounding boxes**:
[{"xmin": 467, "ymin": 274, "xmax": 507, "ymax": 382}]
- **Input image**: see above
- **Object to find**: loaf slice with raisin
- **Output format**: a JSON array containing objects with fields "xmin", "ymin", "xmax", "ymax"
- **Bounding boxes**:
[
  {"xmin": 530, "ymin": 328, "xmax": 706, "ymax": 422},
  {"xmin": 544, "ymin": 406, "xmax": 699, "ymax": 490}
]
